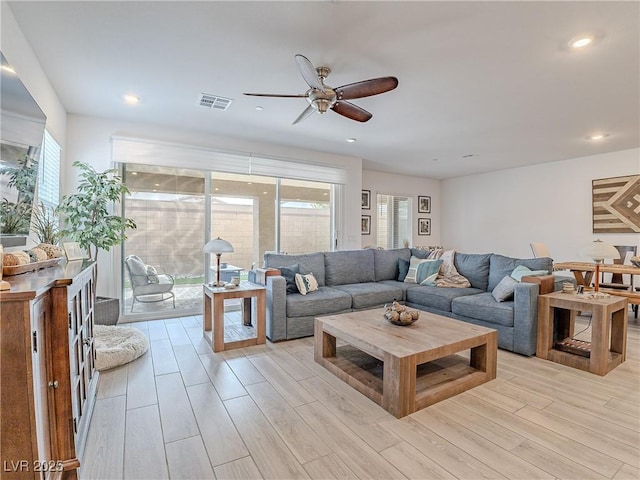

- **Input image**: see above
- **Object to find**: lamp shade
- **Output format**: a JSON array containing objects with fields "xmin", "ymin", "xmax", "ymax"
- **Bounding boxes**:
[
  {"xmin": 580, "ymin": 239, "xmax": 620, "ymax": 262},
  {"xmin": 203, "ymin": 237, "xmax": 234, "ymax": 254}
]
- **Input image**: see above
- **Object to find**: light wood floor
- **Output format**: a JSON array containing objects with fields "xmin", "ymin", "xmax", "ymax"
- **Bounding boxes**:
[{"xmin": 80, "ymin": 310, "xmax": 640, "ymax": 480}]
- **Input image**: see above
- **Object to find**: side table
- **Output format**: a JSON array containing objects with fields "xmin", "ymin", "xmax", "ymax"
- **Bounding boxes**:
[
  {"xmin": 537, "ymin": 291, "xmax": 628, "ymax": 375},
  {"xmin": 203, "ymin": 282, "xmax": 266, "ymax": 352}
]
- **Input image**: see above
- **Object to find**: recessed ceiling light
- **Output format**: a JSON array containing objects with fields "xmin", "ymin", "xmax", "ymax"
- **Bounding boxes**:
[
  {"xmin": 587, "ymin": 133, "xmax": 610, "ymax": 140},
  {"xmin": 570, "ymin": 35, "xmax": 594, "ymax": 49},
  {"xmin": 346, "ymin": 138, "xmax": 356, "ymax": 143},
  {"xmin": 123, "ymin": 94, "xmax": 140, "ymax": 105},
  {"xmin": 130, "ymin": 171, "xmax": 138, "ymax": 175},
  {"xmin": 263, "ymin": 191, "xmax": 268, "ymax": 194},
  {"xmin": 154, "ymin": 183, "xmax": 160, "ymax": 187},
  {"xmin": 255, "ymin": 106, "xmax": 264, "ymax": 111}
]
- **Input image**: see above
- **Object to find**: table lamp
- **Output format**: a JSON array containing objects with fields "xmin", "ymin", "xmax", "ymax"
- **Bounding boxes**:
[
  {"xmin": 580, "ymin": 239, "xmax": 620, "ymax": 292},
  {"xmin": 204, "ymin": 237, "xmax": 234, "ymax": 286}
]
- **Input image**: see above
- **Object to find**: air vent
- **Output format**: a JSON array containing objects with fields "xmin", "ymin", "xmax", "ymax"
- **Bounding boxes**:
[{"xmin": 199, "ymin": 93, "xmax": 233, "ymax": 111}]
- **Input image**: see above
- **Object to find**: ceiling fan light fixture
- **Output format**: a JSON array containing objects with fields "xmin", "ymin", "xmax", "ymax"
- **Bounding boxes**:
[{"xmin": 315, "ymin": 99, "xmax": 331, "ymax": 114}]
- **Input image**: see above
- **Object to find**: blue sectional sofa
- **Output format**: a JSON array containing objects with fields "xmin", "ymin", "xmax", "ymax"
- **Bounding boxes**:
[{"xmin": 255, "ymin": 248, "xmax": 565, "ymax": 356}]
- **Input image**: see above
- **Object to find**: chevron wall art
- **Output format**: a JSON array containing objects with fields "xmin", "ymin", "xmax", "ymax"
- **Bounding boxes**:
[{"xmin": 592, "ymin": 175, "xmax": 640, "ymax": 233}]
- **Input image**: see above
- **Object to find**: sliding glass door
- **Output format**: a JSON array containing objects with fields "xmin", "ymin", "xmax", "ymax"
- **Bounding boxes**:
[
  {"xmin": 120, "ymin": 164, "xmax": 337, "ymax": 320},
  {"xmin": 122, "ymin": 165, "xmax": 206, "ymax": 318}
]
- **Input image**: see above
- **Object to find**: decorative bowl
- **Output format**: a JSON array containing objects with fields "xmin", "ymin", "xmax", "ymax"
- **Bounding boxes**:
[{"xmin": 383, "ymin": 301, "xmax": 420, "ymax": 326}]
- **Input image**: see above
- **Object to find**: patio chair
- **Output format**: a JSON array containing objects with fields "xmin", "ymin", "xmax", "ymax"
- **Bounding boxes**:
[{"xmin": 125, "ymin": 255, "xmax": 175, "ymax": 312}]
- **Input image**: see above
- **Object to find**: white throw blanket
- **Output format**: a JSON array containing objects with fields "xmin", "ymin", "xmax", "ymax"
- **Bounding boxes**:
[{"xmin": 435, "ymin": 250, "xmax": 471, "ymax": 288}]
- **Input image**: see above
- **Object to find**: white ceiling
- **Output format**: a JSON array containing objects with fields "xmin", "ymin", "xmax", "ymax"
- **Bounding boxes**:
[{"xmin": 7, "ymin": 1, "xmax": 640, "ymax": 179}]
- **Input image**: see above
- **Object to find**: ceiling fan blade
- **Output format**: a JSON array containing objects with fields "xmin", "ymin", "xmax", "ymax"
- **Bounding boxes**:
[
  {"xmin": 294, "ymin": 54, "xmax": 324, "ymax": 91},
  {"xmin": 331, "ymin": 101, "xmax": 373, "ymax": 122},
  {"xmin": 292, "ymin": 104, "xmax": 316, "ymax": 125},
  {"xmin": 335, "ymin": 77, "xmax": 399, "ymax": 100},
  {"xmin": 243, "ymin": 93, "xmax": 307, "ymax": 98}
]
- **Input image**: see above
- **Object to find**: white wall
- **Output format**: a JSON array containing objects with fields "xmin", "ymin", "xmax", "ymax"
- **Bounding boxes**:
[
  {"xmin": 65, "ymin": 114, "xmax": 363, "ymax": 297},
  {"xmin": 362, "ymin": 170, "xmax": 441, "ymax": 248},
  {"xmin": 1, "ymin": 2, "xmax": 67, "ymax": 147},
  {"xmin": 442, "ymin": 148, "xmax": 640, "ymax": 261}
]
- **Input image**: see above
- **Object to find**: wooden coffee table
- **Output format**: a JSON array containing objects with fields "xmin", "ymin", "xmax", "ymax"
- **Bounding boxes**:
[{"xmin": 314, "ymin": 310, "xmax": 497, "ymax": 418}]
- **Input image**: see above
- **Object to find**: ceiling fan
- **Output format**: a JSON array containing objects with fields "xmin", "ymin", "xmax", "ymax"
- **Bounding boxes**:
[{"xmin": 243, "ymin": 54, "xmax": 398, "ymax": 124}]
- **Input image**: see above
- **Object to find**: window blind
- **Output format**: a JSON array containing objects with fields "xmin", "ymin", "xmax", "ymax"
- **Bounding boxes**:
[
  {"xmin": 38, "ymin": 130, "xmax": 61, "ymax": 209},
  {"xmin": 111, "ymin": 136, "xmax": 347, "ymax": 185}
]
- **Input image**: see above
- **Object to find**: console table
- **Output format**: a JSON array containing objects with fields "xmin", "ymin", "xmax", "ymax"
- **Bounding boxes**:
[
  {"xmin": 537, "ymin": 291, "xmax": 628, "ymax": 375},
  {"xmin": 0, "ymin": 260, "xmax": 98, "ymax": 479}
]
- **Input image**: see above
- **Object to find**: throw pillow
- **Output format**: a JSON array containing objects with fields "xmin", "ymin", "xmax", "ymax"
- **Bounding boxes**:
[
  {"xmin": 510, "ymin": 265, "xmax": 548, "ymax": 281},
  {"xmin": 418, "ymin": 259, "xmax": 443, "ymax": 285},
  {"xmin": 146, "ymin": 265, "xmax": 159, "ymax": 284},
  {"xmin": 295, "ymin": 273, "xmax": 319, "ymax": 295},
  {"xmin": 398, "ymin": 258, "xmax": 410, "ymax": 281},
  {"xmin": 279, "ymin": 264, "xmax": 300, "ymax": 294},
  {"xmin": 404, "ymin": 256, "xmax": 437, "ymax": 284},
  {"xmin": 492, "ymin": 275, "xmax": 518, "ymax": 302}
]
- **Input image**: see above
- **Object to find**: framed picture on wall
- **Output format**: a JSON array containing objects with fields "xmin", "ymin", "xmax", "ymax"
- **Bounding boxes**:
[
  {"xmin": 361, "ymin": 215, "xmax": 371, "ymax": 235},
  {"xmin": 418, "ymin": 218, "xmax": 431, "ymax": 236},
  {"xmin": 418, "ymin": 196, "xmax": 431, "ymax": 213},
  {"xmin": 361, "ymin": 190, "xmax": 371, "ymax": 209}
]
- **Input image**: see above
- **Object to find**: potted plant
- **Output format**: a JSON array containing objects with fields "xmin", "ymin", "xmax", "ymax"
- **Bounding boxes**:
[
  {"xmin": 0, "ymin": 199, "xmax": 33, "ymax": 246},
  {"xmin": 31, "ymin": 201, "xmax": 61, "ymax": 245},
  {"xmin": 57, "ymin": 161, "xmax": 136, "ymax": 324}
]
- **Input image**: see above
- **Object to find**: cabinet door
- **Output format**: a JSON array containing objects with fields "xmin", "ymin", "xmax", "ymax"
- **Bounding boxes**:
[
  {"xmin": 32, "ymin": 293, "xmax": 54, "ymax": 476},
  {"xmin": 66, "ymin": 268, "xmax": 97, "ymax": 458}
]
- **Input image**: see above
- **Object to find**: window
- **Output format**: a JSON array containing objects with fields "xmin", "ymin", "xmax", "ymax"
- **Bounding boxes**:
[
  {"xmin": 377, "ymin": 194, "xmax": 411, "ymax": 249},
  {"xmin": 279, "ymin": 178, "xmax": 332, "ymax": 254},
  {"xmin": 37, "ymin": 130, "xmax": 60, "ymax": 209}
]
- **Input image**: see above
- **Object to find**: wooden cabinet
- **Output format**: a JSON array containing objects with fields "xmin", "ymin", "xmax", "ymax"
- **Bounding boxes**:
[{"xmin": 1, "ymin": 261, "xmax": 99, "ymax": 479}]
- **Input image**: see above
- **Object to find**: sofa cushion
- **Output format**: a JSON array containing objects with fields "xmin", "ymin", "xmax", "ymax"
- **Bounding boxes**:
[
  {"xmin": 378, "ymin": 280, "xmax": 412, "ymax": 301},
  {"xmin": 452, "ymin": 292, "xmax": 514, "ymax": 327},
  {"xmin": 373, "ymin": 248, "xmax": 411, "ymax": 281},
  {"xmin": 265, "ymin": 252, "xmax": 326, "ymax": 286},
  {"xmin": 406, "ymin": 285, "xmax": 484, "ymax": 312},
  {"xmin": 333, "ymin": 282, "xmax": 404, "ymax": 309},
  {"xmin": 286, "ymin": 286, "xmax": 352, "ymax": 318},
  {"xmin": 325, "ymin": 249, "xmax": 375, "ymax": 286},
  {"xmin": 454, "ymin": 252, "xmax": 492, "ymax": 291},
  {"xmin": 488, "ymin": 254, "xmax": 553, "ymax": 292}
]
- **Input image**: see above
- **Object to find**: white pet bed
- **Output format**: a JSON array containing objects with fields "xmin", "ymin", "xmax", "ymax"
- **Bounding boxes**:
[{"xmin": 94, "ymin": 325, "xmax": 149, "ymax": 371}]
